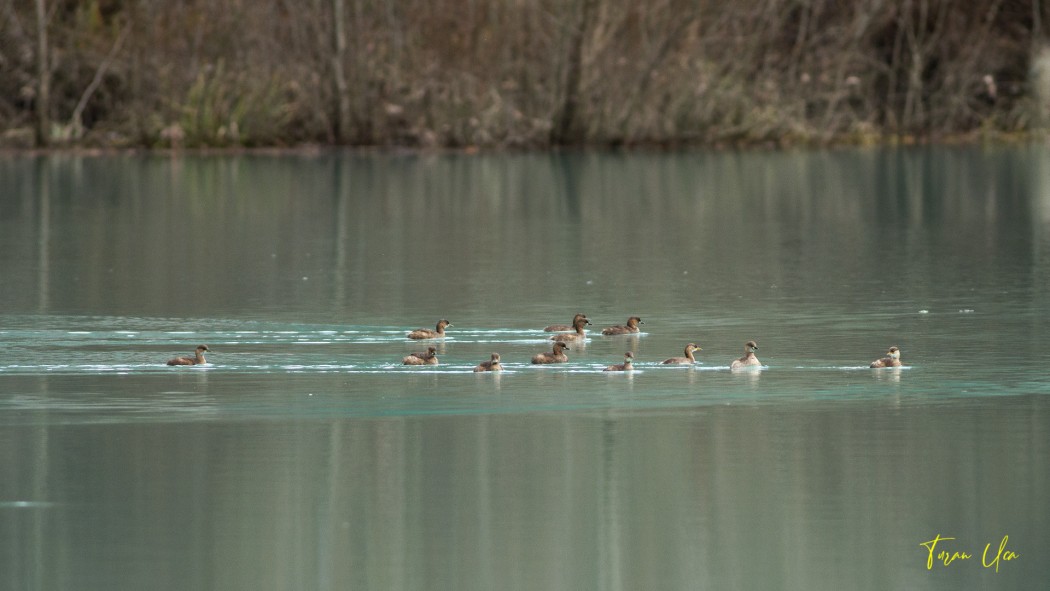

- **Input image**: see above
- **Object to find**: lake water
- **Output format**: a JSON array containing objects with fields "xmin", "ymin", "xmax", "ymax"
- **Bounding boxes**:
[{"xmin": 1, "ymin": 147, "xmax": 1049, "ymax": 590}]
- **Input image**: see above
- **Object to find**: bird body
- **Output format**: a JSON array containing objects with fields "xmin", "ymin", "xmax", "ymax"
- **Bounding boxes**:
[
  {"xmin": 662, "ymin": 343, "xmax": 701, "ymax": 364},
  {"xmin": 730, "ymin": 341, "xmax": 761, "ymax": 369},
  {"xmin": 474, "ymin": 353, "xmax": 503, "ymax": 372},
  {"xmin": 551, "ymin": 316, "xmax": 589, "ymax": 343},
  {"xmin": 870, "ymin": 346, "xmax": 902, "ymax": 368},
  {"xmin": 532, "ymin": 341, "xmax": 570, "ymax": 364},
  {"xmin": 167, "ymin": 345, "xmax": 209, "ymax": 366},
  {"xmin": 403, "ymin": 346, "xmax": 439, "ymax": 365},
  {"xmin": 604, "ymin": 351, "xmax": 635, "ymax": 371},
  {"xmin": 601, "ymin": 316, "xmax": 643, "ymax": 335},
  {"xmin": 408, "ymin": 320, "xmax": 451, "ymax": 340},
  {"xmin": 544, "ymin": 313, "xmax": 589, "ymax": 332}
]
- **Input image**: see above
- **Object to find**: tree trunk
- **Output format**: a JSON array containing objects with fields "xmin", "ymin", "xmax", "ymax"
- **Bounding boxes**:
[
  {"xmin": 34, "ymin": 0, "xmax": 50, "ymax": 147},
  {"xmin": 551, "ymin": 0, "xmax": 597, "ymax": 145},
  {"xmin": 331, "ymin": 0, "xmax": 351, "ymax": 143}
]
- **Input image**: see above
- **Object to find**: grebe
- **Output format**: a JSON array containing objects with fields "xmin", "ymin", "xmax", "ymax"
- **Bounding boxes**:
[
  {"xmin": 869, "ymin": 346, "xmax": 902, "ymax": 368},
  {"xmin": 166, "ymin": 345, "xmax": 209, "ymax": 366},
  {"xmin": 604, "ymin": 351, "xmax": 635, "ymax": 371},
  {"xmin": 601, "ymin": 316, "xmax": 643, "ymax": 335},
  {"xmin": 730, "ymin": 341, "xmax": 761, "ymax": 369},
  {"xmin": 544, "ymin": 313, "xmax": 590, "ymax": 332},
  {"xmin": 551, "ymin": 316, "xmax": 589, "ymax": 343},
  {"xmin": 662, "ymin": 343, "xmax": 701, "ymax": 365},
  {"xmin": 407, "ymin": 319, "xmax": 451, "ymax": 340},
  {"xmin": 532, "ymin": 341, "xmax": 570, "ymax": 364},
  {"xmin": 403, "ymin": 346, "xmax": 439, "ymax": 365},
  {"xmin": 474, "ymin": 353, "xmax": 503, "ymax": 372}
]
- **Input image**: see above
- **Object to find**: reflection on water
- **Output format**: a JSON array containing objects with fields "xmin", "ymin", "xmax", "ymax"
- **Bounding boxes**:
[
  {"xmin": 2, "ymin": 146, "xmax": 1050, "ymax": 590},
  {"xmin": 2, "ymin": 146, "xmax": 1048, "ymax": 327},
  {"xmin": 3, "ymin": 401, "xmax": 1047, "ymax": 590}
]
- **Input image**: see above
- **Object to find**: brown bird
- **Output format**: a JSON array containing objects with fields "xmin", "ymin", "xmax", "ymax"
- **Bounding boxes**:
[
  {"xmin": 544, "ymin": 313, "xmax": 590, "ymax": 332},
  {"xmin": 167, "ymin": 345, "xmax": 210, "ymax": 366},
  {"xmin": 662, "ymin": 343, "xmax": 701, "ymax": 365},
  {"xmin": 601, "ymin": 316, "xmax": 643, "ymax": 335},
  {"xmin": 551, "ymin": 316, "xmax": 589, "ymax": 343},
  {"xmin": 403, "ymin": 346, "xmax": 439, "ymax": 365},
  {"xmin": 474, "ymin": 353, "xmax": 503, "ymax": 372},
  {"xmin": 869, "ymin": 346, "xmax": 902, "ymax": 368},
  {"xmin": 604, "ymin": 351, "xmax": 635, "ymax": 372},
  {"xmin": 532, "ymin": 341, "xmax": 570, "ymax": 364},
  {"xmin": 407, "ymin": 319, "xmax": 451, "ymax": 340},
  {"xmin": 730, "ymin": 341, "xmax": 761, "ymax": 369}
]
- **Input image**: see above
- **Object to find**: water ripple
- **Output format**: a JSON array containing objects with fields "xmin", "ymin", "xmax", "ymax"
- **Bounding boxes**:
[{"xmin": 3, "ymin": 313, "xmax": 1050, "ymax": 424}]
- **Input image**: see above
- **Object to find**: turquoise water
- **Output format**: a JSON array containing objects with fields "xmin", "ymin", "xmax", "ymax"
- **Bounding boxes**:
[{"xmin": 1, "ymin": 147, "xmax": 1049, "ymax": 589}]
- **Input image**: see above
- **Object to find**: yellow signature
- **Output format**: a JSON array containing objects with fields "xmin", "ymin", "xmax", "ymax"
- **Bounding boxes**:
[{"xmin": 920, "ymin": 534, "xmax": 1019, "ymax": 572}]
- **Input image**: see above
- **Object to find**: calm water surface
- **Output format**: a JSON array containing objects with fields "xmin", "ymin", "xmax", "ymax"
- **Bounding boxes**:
[{"xmin": 2, "ymin": 147, "xmax": 1049, "ymax": 590}]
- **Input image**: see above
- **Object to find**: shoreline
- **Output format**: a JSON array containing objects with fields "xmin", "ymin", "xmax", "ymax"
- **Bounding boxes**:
[{"xmin": 0, "ymin": 128, "xmax": 1041, "ymax": 158}]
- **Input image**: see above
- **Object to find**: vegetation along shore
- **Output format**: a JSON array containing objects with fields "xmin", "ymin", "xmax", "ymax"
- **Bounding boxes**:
[{"xmin": 5, "ymin": 0, "xmax": 1050, "ymax": 150}]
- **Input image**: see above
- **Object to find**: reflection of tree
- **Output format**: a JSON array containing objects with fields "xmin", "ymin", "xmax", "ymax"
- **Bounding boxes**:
[
  {"xmin": 599, "ymin": 417, "xmax": 623, "ymax": 591},
  {"xmin": 330, "ymin": 0, "xmax": 351, "ymax": 144},
  {"xmin": 551, "ymin": 0, "xmax": 597, "ymax": 145},
  {"xmin": 36, "ymin": 157, "xmax": 50, "ymax": 314},
  {"xmin": 33, "ymin": 0, "xmax": 49, "ymax": 147}
]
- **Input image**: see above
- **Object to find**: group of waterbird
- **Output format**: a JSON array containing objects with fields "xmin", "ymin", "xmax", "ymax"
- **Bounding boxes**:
[
  {"xmin": 396, "ymin": 315, "xmax": 660, "ymax": 371},
  {"xmin": 166, "ymin": 314, "xmax": 903, "ymax": 372}
]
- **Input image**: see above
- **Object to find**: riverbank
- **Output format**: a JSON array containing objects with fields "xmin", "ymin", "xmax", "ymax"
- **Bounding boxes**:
[
  {"xmin": 0, "ymin": 127, "xmax": 1039, "ymax": 156},
  {"xmin": 4, "ymin": 0, "xmax": 1045, "ymax": 151}
]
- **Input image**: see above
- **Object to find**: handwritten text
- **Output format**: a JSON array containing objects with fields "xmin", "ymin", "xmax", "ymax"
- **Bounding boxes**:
[{"xmin": 920, "ymin": 534, "xmax": 1019, "ymax": 572}]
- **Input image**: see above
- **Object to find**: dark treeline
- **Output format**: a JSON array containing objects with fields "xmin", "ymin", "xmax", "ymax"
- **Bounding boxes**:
[{"xmin": 2, "ymin": 0, "xmax": 1048, "ymax": 149}]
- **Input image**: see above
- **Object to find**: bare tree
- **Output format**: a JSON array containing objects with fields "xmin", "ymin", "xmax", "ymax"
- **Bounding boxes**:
[
  {"xmin": 0, "ymin": 0, "xmax": 1042, "ymax": 149},
  {"xmin": 69, "ymin": 24, "xmax": 130, "ymax": 140},
  {"xmin": 331, "ymin": 0, "xmax": 351, "ymax": 143},
  {"xmin": 552, "ymin": 0, "xmax": 598, "ymax": 144},
  {"xmin": 33, "ymin": 0, "xmax": 49, "ymax": 146}
]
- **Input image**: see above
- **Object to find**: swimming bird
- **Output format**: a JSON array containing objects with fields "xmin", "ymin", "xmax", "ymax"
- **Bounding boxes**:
[
  {"xmin": 166, "ymin": 345, "xmax": 210, "ymax": 366},
  {"xmin": 662, "ymin": 343, "xmax": 701, "ymax": 365},
  {"xmin": 869, "ymin": 346, "xmax": 902, "ymax": 368},
  {"xmin": 403, "ymin": 346, "xmax": 439, "ymax": 365},
  {"xmin": 407, "ymin": 319, "xmax": 451, "ymax": 340},
  {"xmin": 544, "ymin": 313, "xmax": 590, "ymax": 332},
  {"xmin": 532, "ymin": 341, "xmax": 570, "ymax": 364},
  {"xmin": 730, "ymin": 341, "xmax": 761, "ymax": 369},
  {"xmin": 474, "ymin": 353, "xmax": 503, "ymax": 372},
  {"xmin": 551, "ymin": 316, "xmax": 589, "ymax": 343},
  {"xmin": 601, "ymin": 316, "xmax": 643, "ymax": 335},
  {"xmin": 604, "ymin": 351, "xmax": 635, "ymax": 371}
]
